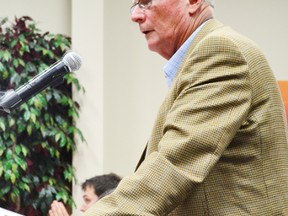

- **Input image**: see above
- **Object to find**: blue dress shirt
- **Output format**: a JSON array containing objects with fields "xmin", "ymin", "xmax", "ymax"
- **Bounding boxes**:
[{"xmin": 163, "ymin": 21, "xmax": 208, "ymax": 88}]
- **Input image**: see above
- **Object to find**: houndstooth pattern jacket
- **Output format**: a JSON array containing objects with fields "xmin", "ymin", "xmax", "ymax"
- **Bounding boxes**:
[{"xmin": 84, "ymin": 19, "xmax": 288, "ymax": 215}]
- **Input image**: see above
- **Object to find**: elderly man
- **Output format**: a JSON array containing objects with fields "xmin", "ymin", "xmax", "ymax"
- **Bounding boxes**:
[{"xmin": 84, "ymin": 0, "xmax": 288, "ymax": 215}]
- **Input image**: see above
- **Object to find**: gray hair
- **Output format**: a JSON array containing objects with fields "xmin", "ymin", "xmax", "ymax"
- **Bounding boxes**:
[{"xmin": 204, "ymin": 0, "xmax": 215, "ymax": 8}]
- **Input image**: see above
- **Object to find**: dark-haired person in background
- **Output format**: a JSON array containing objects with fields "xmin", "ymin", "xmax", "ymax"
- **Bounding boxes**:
[{"xmin": 49, "ymin": 173, "xmax": 121, "ymax": 216}]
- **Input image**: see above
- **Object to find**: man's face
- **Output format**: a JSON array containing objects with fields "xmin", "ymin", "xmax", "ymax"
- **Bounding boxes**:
[
  {"xmin": 131, "ymin": 0, "xmax": 190, "ymax": 59},
  {"xmin": 80, "ymin": 185, "xmax": 99, "ymax": 212}
]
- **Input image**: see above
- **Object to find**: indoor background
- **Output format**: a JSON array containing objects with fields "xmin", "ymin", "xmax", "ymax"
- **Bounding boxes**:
[{"xmin": 0, "ymin": 0, "xmax": 287, "ymax": 215}]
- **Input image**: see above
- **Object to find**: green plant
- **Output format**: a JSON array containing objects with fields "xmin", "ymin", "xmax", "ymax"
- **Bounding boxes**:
[{"xmin": 0, "ymin": 16, "xmax": 85, "ymax": 215}]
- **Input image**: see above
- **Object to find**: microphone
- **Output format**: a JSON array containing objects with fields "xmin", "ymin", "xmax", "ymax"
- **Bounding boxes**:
[{"xmin": 0, "ymin": 51, "xmax": 82, "ymax": 113}]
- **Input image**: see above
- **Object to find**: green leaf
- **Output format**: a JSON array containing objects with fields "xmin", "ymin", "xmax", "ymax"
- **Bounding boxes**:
[
  {"xmin": 49, "ymin": 147, "xmax": 55, "ymax": 157},
  {"xmin": 53, "ymin": 90, "xmax": 61, "ymax": 102},
  {"xmin": 42, "ymin": 48, "xmax": 48, "ymax": 55},
  {"xmin": 4, "ymin": 169, "xmax": 12, "ymax": 181},
  {"xmin": 45, "ymin": 91, "xmax": 52, "ymax": 101},
  {"xmin": 48, "ymin": 178, "xmax": 56, "ymax": 186},
  {"xmin": 0, "ymin": 51, "xmax": 3, "ymax": 60},
  {"xmin": 44, "ymin": 113, "xmax": 50, "ymax": 121},
  {"xmin": 59, "ymin": 133, "xmax": 66, "ymax": 147},
  {"xmin": 15, "ymin": 156, "xmax": 27, "ymax": 171},
  {"xmin": 0, "ymin": 147, "xmax": 4, "ymax": 157},
  {"xmin": 2, "ymin": 70, "xmax": 9, "ymax": 80},
  {"xmin": 23, "ymin": 44, "xmax": 30, "ymax": 53},
  {"xmin": 68, "ymin": 108, "xmax": 74, "ymax": 117},
  {"xmin": 24, "ymin": 183, "xmax": 30, "ymax": 192},
  {"xmin": 54, "ymin": 133, "xmax": 61, "ymax": 144},
  {"xmin": 30, "ymin": 107, "xmax": 41, "ymax": 116},
  {"xmin": 61, "ymin": 193, "xmax": 68, "ymax": 203},
  {"xmin": 10, "ymin": 190, "xmax": 17, "ymax": 201},
  {"xmin": 17, "ymin": 121, "xmax": 26, "ymax": 133},
  {"xmin": 19, "ymin": 59, "xmax": 25, "ymax": 67},
  {"xmin": 60, "ymin": 95, "xmax": 69, "ymax": 105},
  {"xmin": 42, "ymin": 176, "xmax": 48, "ymax": 182},
  {"xmin": 3, "ymin": 50, "xmax": 12, "ymax": 61},
  {"xmin": 15, "ymin": 145, "xmax": 21, "ymax": 155},
  {"xmin": 27, "ymin": 125, "xmax": 32, "ymax": 136},
  {"xmin": 60, "ymin": 43, "xmax": 67, "ymax": 51},
  {"xmin": 76, "ymin": 128, "xmax": 85, "ymax": 142},
  {"xmin": 33, "ymin": 176, "xmax": 40, "ymax": 185},
  {"xmin": 24, "ymin": 110, "xmax": 30, "ymax": 121},
  {"xmin": 64, "ymin": 169, "xmax": 73, "ymax": 182},
  {"xmin": 0, "ymin": 61, "xmax": 5, "ymax": 72},
  {"xmin": 0, "ymin": 161, "xmax": 3, "ymax": 177},
  {"xmin": 18, "ymin": 34, "xmax": 26, "ymax": 42},
  {"xmin": 0, "ymin": 185, "xmax": 10, "ymax": 197},
  {"xmin": 22, "ymin": 177, "xmax": 32, "ymax": 184},
  {"xmin": 25, "ymin": 62, "xmax": 37, "ymax": 72},
  {"xmin": 20, "ymin": 162, "xmax": 27, "ymax": 171},
  {"xmin": 10, "ymin": 39, "xmax": 17, "ymax": 48},
  {"xmin": 30, "ymin": 112, "xmax": 36, "ymax": 123},
  {"xmin": 6, "ymin": 149, "xmax": 12, "ymax": 160},
  {"xmin": 21, "ymin": 145, "xmax": 28, "ymax": 157},
  {"xmin": 12, "ymin": 163, "xmax": 18, "ymax": 173},
  {"xmin": 37, "ymin": 94, "xmax": 47, "ymax": 106},
  {"xmin": 13, "ymin": 58, "xmax": 19, "ymax": 67},
  {"xmin": 33, "ymin": 97, "xmax": 42, "ymax": 109},
  {"xmin": 0, "ymin": 17, "xmax": 8, "ymax": 25},
  {"xmin": 12, "ymin": 187, "xmax": 20, "ymax": 196},
  {"xmin": 0, "ymin": 121, "xmax": 5, "ymax": 131},
  {"xmin": 55, "ymin": 150, "xmax": 60, "ymax": 159},
  {"xmin": 10, "ymin": 133, "xmax": 16, "ymax": 142},
  {"xmin": 47, "ymin": 50, "xmax": 54, "ymax": 59},
  {"xmin": 8, "ymin": 118, "xmax": 15, "ymax": 127},
  {"xmin": 19, "ymin": 49, "xmax": 24, "ymax": 56},
  {"xmin": 19, "ymin": 181, "xmax": 30, "ymax": 192},
  {"xmin": 41, "ymin": 142, "xmax": 47, "ymax": 149},
  {"xmin": 3, "ymin": 131, "xmax": 10, "ymax": 140}
]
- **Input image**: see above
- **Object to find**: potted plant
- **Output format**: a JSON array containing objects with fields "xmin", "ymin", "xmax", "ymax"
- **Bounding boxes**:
[{"xmin": 0, "ymin": 16, "xmax": 85, "ymax": 215}]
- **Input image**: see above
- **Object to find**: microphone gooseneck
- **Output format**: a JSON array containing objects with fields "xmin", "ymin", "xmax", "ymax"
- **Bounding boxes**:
[{"xmin": 0, "ymin": 51, "xmax": 82, "ymax": 113}]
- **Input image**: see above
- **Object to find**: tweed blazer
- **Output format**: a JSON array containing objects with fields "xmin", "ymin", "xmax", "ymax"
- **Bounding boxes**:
[{"xmin": 85, "ymin": 19, "xmax": 288, "ymax": 215}]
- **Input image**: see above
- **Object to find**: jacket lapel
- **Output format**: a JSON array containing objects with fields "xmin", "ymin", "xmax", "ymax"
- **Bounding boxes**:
[{"xmin": 135, "ymin": 19, "xmax": 225, "ymax": 171}]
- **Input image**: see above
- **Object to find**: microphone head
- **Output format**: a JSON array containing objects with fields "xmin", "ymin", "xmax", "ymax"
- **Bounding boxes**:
[{"xmin": 62, "ymin": 51, "xmax": 82, "ymax": 71}]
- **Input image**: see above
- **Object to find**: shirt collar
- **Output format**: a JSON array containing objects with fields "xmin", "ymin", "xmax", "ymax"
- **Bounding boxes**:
[{"xmin": 163, "ymin": 21, "xmax": 207, "ymax": 88}]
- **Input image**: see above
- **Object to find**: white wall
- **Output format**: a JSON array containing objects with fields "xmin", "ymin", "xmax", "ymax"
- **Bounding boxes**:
[
  {"xmin": 102, "ymin": 0, "xmax": 166, "ymax": 176},
  {"xmin": 215, "ymin": 0, "xmax": 288, "ymax": 80},
  {"xmin": 71, "ymin": 1, "xmax": 104, "ymax": 215},
  {"xmin": 0, "ymin": 0, "xmax": 71, "ymax": 36}
]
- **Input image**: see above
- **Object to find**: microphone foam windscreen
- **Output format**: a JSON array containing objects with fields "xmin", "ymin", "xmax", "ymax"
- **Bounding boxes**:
[{"xmin": 63, "ymin": 51, "xmax": 82, "ymax": 71}]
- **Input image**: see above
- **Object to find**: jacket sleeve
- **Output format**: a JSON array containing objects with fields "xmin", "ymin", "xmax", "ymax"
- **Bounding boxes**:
[{"xmin": 84, "ymin": 35, "xmax": 252, "ymax": 216}]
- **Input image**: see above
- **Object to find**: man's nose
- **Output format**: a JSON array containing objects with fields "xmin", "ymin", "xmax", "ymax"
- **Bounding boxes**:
[{"xmin": 130, "ymin": 6, "xmax": 146, "ymax": 23}]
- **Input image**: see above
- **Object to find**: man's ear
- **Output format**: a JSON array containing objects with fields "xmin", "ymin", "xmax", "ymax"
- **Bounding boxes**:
[{"xmin": 188, "ymin": 0, "xmax": 203, "ymax": 15}]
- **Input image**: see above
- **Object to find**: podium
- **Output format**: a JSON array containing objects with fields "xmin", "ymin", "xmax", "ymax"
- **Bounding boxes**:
[{"xmin": 0, "ymin": 207, "xmax": 24, "ymax": 216}]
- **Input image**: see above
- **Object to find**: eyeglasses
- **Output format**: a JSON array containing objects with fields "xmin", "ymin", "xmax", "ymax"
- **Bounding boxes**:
[{"xmin": 130, "ymin": 0, "xmax": 153, "ymax": 14}]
